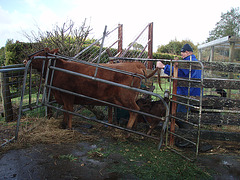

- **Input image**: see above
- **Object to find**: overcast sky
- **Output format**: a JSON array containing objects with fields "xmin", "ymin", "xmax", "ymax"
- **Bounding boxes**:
[{"xmin": 0, "ymin": 0, "xmax": 239, "ymax": 51}]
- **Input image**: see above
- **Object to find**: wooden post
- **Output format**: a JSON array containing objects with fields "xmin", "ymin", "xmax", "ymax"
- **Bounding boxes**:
[
  {"xmin": 227, "ymin": 41, "xmax": 235, "ymax": 98},
  {"xmin": 210, "ymin": 46, "xmax": 214, "ymax": 62},
  {"xmin": 169, "ymin": 62, "xmax": 178, "ymax": 146},
  {"xmin": 198, "ymin": 49, "xmax": 202, "ymax": 61},
  {"xmin": 147, "ymin": 22, "xmax": 153, "ymax": 69},
  {"xmin": 1, "ymin": 71, "xmax": 13, "ymax": 122}
]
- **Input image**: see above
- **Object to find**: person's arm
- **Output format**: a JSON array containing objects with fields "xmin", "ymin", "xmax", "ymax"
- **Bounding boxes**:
[
  {"xmin": 156, "ymin": 61, "xmax": 165, "ymax": 69},
  {"xmin": 163, "ymin": 64, "xmax": 171, "ymax": 76},
  {"xmin": 157, "ymin": 61, "xmax": 170, "ymax": 76}
]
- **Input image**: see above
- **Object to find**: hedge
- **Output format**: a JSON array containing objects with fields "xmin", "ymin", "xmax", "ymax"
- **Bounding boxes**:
[{"xmin": 3, "ymin": 42, "xmax": 182, "ymax": 65}]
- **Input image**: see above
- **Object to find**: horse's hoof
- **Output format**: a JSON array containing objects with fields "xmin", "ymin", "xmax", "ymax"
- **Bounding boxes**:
[
  {"xmin": 125, "ymin": 132, "xmax": 131, "ymax": 139},
  {"xmin": 61, "ymin": 122, "xmax": 67, "ymax": 129}
]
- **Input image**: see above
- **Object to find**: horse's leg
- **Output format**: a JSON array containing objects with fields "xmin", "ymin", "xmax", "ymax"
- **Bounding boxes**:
[
  {"xmin": 108, "ymin": 106, "xmax": 113, "ymax": 124},
  {"xmin": 124, "ymin": 100, "xmax": 140, "ymax": 137},
  {"xmin": 127, "ymin": 111, "xmax": 139, "ymax": 129},
  {"xmin": 62, "ymin": 111, "xmax": 68, "ymax": 129},
  {"xmin": 62, "ymin": 95, "xmax": 74, "ymax": 129},
  {"xmin": 47, "ymin": 94, "xmax": 53, "ymax": 118}
]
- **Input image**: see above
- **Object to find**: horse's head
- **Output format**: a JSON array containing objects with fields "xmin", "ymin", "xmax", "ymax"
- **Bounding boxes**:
[{"xmin": 23, "ymin": 48, "xmax": 59, "ymax": 72}]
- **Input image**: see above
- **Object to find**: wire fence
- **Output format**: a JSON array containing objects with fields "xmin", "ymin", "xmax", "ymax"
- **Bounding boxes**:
[
  {"xmin": 0, "ymin": 65, "xmax": 45, "ymax": 146},
  {"xmin": 74, "ymin": 23, "xmax": 152, "ymax": 64}
]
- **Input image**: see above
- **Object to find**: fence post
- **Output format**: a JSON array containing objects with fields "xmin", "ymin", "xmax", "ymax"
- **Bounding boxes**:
[
  {"xmin": 227, "ymin": 41, "xmax": 235, "ymax": 98},
  {"xmin": 169, "ymin": 62, "xmax": 178, "ymax": 146},
  {"xmin": 147, "ymin": 22, "xmax": 153, "ymax": 69},
  {"xmin": 0, "ymin": 71, "xmax": 13, "ymax": 122},
  {"xmin": 118, "ymin": 24, "xmax": 123, "ymax": 57}
]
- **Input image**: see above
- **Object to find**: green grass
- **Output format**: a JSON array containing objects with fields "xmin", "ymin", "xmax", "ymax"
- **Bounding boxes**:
[
  {"xmin": 97, "ymin": 140, "xmax": 212, "ymax": 179},
  {"xmin": 11, "ymin": 93, "xmax": 42, "ymax": 105},
  {"xmin": 152, "ymin": 79, "xmax": 171, "ymax": 100},
  {"xmin": 24, "ymin": 106, "xmax": 46, "ymax": 118},
  {"xmin": 58, "ymin": 154, "xmax": 78, "ymax": 162}
]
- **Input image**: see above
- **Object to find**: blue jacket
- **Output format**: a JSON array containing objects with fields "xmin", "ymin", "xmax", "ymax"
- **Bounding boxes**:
[{"xmin": 164, "ymin": 55, "xmax": 201, "ymax": 96}]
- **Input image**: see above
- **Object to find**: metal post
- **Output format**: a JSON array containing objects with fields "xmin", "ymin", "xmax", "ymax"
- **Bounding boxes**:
[
  {"xmin": 186, "ymin": 55, "xmax": 193, "ymax": 120},
  {"xmin": 73, "ymin": 25, "xmax": 119, "ymax": 59},
  {"xmin": 36, "ymin": 60, "xmax": 45, "ymax": 105},
  {"xmin": 94, "ymin": 26, "xmax": 107, "ymax": 77},
  {"xmin": 196, "ymin": 62, "xmax": 204, "ymax": 157},
  {"xmin": 15, "ymin": 61, "xmax": 32, "ymax": 139},
  {"xmin": 29, "ymin": 64, "xmax": 32, "ymax": 108}
]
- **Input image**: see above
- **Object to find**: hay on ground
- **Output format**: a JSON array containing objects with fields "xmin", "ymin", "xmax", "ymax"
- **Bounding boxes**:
[{"xmin": 17, "ymin": 118, "xmax": 98, "ymax": 145}]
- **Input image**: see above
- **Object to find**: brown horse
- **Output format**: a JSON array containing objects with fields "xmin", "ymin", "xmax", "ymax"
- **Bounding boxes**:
[{"xmin": 25, "ymin": 48, "xmax": 160, "ymax": 132}]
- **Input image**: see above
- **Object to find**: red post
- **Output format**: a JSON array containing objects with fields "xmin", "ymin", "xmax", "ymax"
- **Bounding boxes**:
[
  {"xmin": 169, "ymin": 62, "xmax": 178, "ymax": 146},
  {"xmin": 118, "ymin": 24, "xmax": 123, "ymax": 57},
  {"xmin": 147, "ymin": 22, "xmax": 153, "ymax": 69}
]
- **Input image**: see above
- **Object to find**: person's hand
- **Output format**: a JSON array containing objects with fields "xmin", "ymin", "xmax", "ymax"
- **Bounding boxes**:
[{"xmin": 156, "ymin": 61, "xmax": 165, "ymax": 69}]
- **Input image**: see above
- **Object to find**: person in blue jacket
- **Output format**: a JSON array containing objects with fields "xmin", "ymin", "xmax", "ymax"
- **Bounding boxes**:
[{"xmin": 157, "ymin": 43, "xmax": 202, "ymax": 113}]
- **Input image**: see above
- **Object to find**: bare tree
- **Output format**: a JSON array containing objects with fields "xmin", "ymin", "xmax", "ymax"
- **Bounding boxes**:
[
  {"xmin": 23, "ymin": 19, "xmax": 107, "ymax": 120},
  {"xmin": 23, "ymin": 19, "xmax": 92, "ymax": 57}
]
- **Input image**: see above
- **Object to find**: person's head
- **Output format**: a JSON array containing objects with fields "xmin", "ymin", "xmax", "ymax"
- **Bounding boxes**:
[{"xmin": 181, "ymin": 44, "xmax": 193, "ymax": 59}]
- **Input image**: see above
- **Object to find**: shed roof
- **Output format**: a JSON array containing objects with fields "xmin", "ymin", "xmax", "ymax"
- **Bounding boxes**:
[{"xmin": 198, "ymin": 36, "xmax": 240, "ymax": 50}]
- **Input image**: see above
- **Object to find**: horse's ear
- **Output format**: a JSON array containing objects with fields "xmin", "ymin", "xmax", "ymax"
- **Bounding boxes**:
[
  {"xmin": 44, "ymin": 48, "xmax": 50, "ymax": 53},
  {"xmin": 51, "ymin": 48, "xmax": 59, "ymax": 55}
]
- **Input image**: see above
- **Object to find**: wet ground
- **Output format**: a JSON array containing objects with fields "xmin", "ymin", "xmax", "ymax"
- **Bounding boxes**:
[
  {"xmin": 0, "ymin": 119, "xmax": 240, "ymax": 179},
  {"xmin": 1, "ymin": 140, "xmax": 240, "ymax": 179},
  {"xmin": 197, "ymin": 154, "xmax": 240, "ymax": 179},
  {"xmin": 0, "ymin": 142, "xmax": 132, "ymax": 180}
]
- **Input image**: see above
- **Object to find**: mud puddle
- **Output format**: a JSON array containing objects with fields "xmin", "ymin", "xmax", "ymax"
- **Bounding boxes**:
[{"xmin": 0, "ymin": 142, "xmax": 132, "ymax": 180}]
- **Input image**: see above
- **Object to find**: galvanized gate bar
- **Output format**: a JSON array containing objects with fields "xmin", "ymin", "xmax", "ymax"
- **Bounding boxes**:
[
  {"xmin": 15, "ymin": 61, "xmax": 33, "ymax": 139},
  {"xmin": 74, "ymin": 25, "xmax": 120, "ymax": 59},
  {"xmin": 91, "ymin": 39, "xmax": 119, "ymax": 63},
  {"xmin": 94, "ymin": 25, "xmax": 107, "ymax": 77},
  {"xmin": 44, "ymin": 60, "xmax": 170, "ymax": 148},
  {"xmin": 110, "ymin": 57, "xmax": 205, "ymax": 159},
  {"xmin": 0, "ymin": 67, "xmax": 25, "ymax": 73},
  {"xmin": 49, "ymin": 54, "xmax": 147, "ymax": 80},
  {"xmin": 48, "ymin": 66, "xmax": 161, "ymax": 97},
  {"xmin": 17, "ymin": 55, "xmax": 204, "ymax": 160},
  {"xmin": 121, "ymin": 23, "xmax": 150, "ymax": 57},
  {"xmin": 16, "ymin": 56, "xmax": 170, "ymax": 150},
  {"xmin": 43, "ymin": 60, "xmax": 170, "ymax": 149},
  {"xmin": 45, "ymin": 103, "xmax": 161, "ymax": 141},
  {"xmin": 45, "ymin": 77, "xmax": 166, "ymax": 121}
]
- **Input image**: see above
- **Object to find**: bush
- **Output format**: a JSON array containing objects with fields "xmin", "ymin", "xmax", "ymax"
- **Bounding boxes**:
[
  {"xmin": 153, "ymin": 52, "xmax": 181, "ymax": 60},
  {"xmin": 5, "ymin": 41, "xmax": 33, "ymax": 65},
  {"xmin": 0, "ymin": 47, "xmax": 5, "ymax": 65},
  {"xmin": 3, "ymin": 40, "xmax": 182, "ymax": 65}
]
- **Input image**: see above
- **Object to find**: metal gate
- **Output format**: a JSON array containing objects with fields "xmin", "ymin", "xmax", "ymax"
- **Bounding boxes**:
[
  {"xmin": 165, "ymin": 59, "xmax": 204, "ymax": 160},
  {"xmin": 16, "ymin": 53, "xmax": 170, "ymax": 150},
  {"xmin": 110, "ymin": 56, "xmax": 204, "ymax": 160}
]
